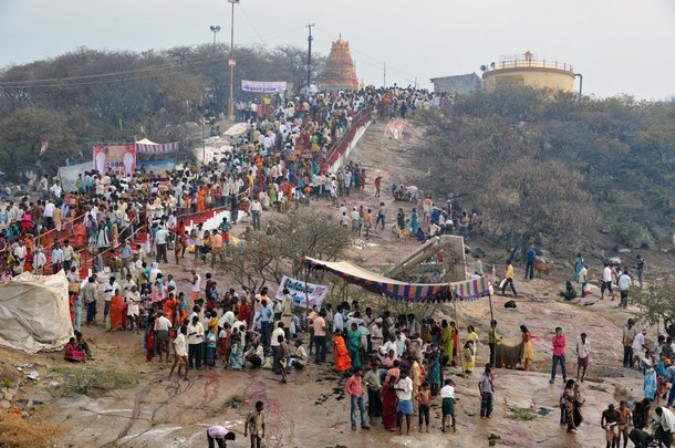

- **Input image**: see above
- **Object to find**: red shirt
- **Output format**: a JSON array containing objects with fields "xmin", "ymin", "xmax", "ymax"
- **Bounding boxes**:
[
  {"xmin": 239, "ymin": 302, "xmax": 252, "ymax": 327},
  {"xmin": 345, "ymin": 374, "xmax": 364, "ymax": 397},
  {"xmin": 552, "ymin": 334, "xmax": 567, "ymax": 357}
]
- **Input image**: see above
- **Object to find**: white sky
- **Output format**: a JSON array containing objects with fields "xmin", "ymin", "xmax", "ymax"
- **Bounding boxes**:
[{"xmin": 1, "ymin": 0, "xmax": 674, "ymax": 99}]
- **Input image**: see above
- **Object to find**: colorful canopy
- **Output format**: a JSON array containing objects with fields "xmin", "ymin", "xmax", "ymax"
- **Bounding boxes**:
[
  {"xmin": 304, "ymin": 257, "xmax": 491, "ymax": 303},
  {"xmin": 452, "ymin": 275, "xmax": 491, "ymax": 301}
]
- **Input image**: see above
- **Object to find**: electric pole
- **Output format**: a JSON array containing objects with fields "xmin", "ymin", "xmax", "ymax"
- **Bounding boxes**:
[
  {"xmin": 306, "ymin": 24, "xmax": 314, "ymax": 93},
  {"xmin": 383, "ymin": 62, "xmax": 386, "ymax": 88},
  {"xmin": 227, "ymin": 0, "xmax": 239, "ymax": 118}
]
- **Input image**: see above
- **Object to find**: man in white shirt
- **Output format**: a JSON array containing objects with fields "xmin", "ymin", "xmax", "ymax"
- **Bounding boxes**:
[
  {"xmin": 601, "ymin": 262, "xmax": 615, "ymax": 300},
  {"xmin": 169, "ymin": 325, "xmax": 189, "ymax": 379},
  {"xmin": 333, "ymin": 306, "xmax": 344, "ymax": 333},
  {"xmin": 440, "ymin": 379, "xmax": 456, "ymax": 432},
  {"xmin": 394, "ymin": 370, "xmax": 414, "ymax": 435},
  {"xmin": 206, "ymin": 425, "xmax": 236, "ymax": 446},
  {"xmin": 62, "ymin": 239, "xmax": 75, "ymax": 272},
  {"xmin": 245, "ymin": 338, "xmax": 264, "ymax": 368},
  {"xmin": 575, "ymin": 333, "xmax": 591, "ymax": 382},
  {"xmin": 370, "ymin": 319, "xmax": 384, "ymax": 351},
  {"xmin": 250, "ymin": 198, "xmax": 262, "ymax": 231},
  {"xmin": 655, "ymin": 406, "xmax": 675, "ymax": 447},
  {"xmin": 44, "ymin": 199, "xmax": 55, "ymax": 230},
  {"xmin": 185, "ymin": 270, "xmax": 201, "ymax": 303},
  {"xmin": 271, "ymin": 322, "xmax": 286, "ymax": 375},
  {"xmin": 49, "ymin": 181, "xmax": 62, "ymax": 199},
  {"xmin": 13, "ymin": 241, "xmax": 26, "ymax": 272},
  {"xmin": 155, "ymin": 226, "xmax": 169, "ymax": 263},
  {"xmin": 219, "ymin": 309, "xmax": 235, "ymax": 329},
  {"xmin": 187, "ymin": 316, "xmax": 205, "ymax": 369},
  {"xmin": 379, "ymin": 335, "xmax": 398, "ymax": 360},
  {"xmin": 632, "ymin": 329, "xmax": 647, "ymax": 369},
  {"xmin": 154, "ymin": 310, "xmax": 173, "ymax": 363},
  {"xmin": 618, "ymin": 269, "xmax": 633, "ymax": 309}
]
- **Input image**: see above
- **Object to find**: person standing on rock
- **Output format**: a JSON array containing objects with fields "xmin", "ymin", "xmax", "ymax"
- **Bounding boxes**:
[
  {"xmin": 520, "ymin": 325, "xmax": 535, "ymax": 371},
  {"xmin": 601, "ymin": 262, "xmax": 615, "ymax": 301},
  {"xmin": 478, "ymin": 365, "xmax": 494, "ymax": 418},
  {"xmin": 618, "ymin": 269, "xmax": 633, "ymax": 309},
  {"xmin": 575, "ymin": 333, "xmax": 591, "ymax": 382},
  {"xmin": 632, "ymin": 329, "xmax": 647, "ymax": 369},
  {"xmin": 550, "ymin": 327, "xmax": 567, "ymax": 384},
  {"xmin": 244, "ymin": 401, "xmax": 265, "ymax": 448},
  {"xmin": 622, "ymin": 320, "xmax": 637, "ymax": 368},
  {"xmin": 346, "ymin": 367, "xmax": 370, "ymax": 431},
  {"xmin": 525, "ymin": 247, "xmax": 535, "ymax": 280},
  {"xmin": 394, "ymin": 370, "xmax": 414, "ymax": 435},
  {"xmin": 601, "ymin": 403, "xmax": 621, "ymax": 448},
  {"xmin": 375, "ymin": 203, "xmax": 387, "ymax": 230},
  {"xmin": 636, "ymin": 255, "xmax": 646, "ymax": 288},
  {"xmin": 501, "ymin": 260, "xmax": 518, "ymax": 297},
  {"xmin": 169, "ymin": 325, "xmax": 188, "ymax": 380}
]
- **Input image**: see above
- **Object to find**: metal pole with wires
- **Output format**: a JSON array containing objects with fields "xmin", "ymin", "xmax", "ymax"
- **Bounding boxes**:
[
  {"xmin": 228, "ymin": 0, "xmax": 239, "ymax": 118},
  {"xmin": 306, "ymin": 24, "xmax": 314, "ymax": 93}
]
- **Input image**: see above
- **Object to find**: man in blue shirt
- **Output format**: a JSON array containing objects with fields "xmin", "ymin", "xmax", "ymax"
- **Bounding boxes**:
[
  {"xmin": 120, "ymin": 240, "xmax": 134, "ymax": 278},
  {"xmin": 525, "ymin": 247, "xmax": 536, "ymax": 281},
  {"xmin": 260, "ymin": 298, "xmax": 274, "ymax": 351}
]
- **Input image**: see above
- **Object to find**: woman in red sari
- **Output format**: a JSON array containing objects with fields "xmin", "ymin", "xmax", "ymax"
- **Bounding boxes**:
[
  {"xmin": 23, "ymin": 247, "xmax": 34, "ymax": 273},
  {"xmin": 333, "ymin": 330, "xmax": 352, "ymax": 374},
  {"xmin": 381, "ymin": 376, "xmax": 398, "ymax": 431}
]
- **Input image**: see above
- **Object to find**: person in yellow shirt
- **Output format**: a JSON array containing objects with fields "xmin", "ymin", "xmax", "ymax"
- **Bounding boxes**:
[{"xmin": 501, "ymin": 260, "xmax": 518, "ymax": 297}]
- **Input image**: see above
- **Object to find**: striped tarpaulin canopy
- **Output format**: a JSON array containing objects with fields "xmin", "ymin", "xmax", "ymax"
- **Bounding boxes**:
[
  {"xmin": 135, "ymin": 142, "xmax": 179, "ymax": 154},
  {"xmin": 304, "ymin": 257, "xmax": 452, "ymax": 302},
  {"xmin": 451, "ymin": 275, "xmax": 491, "ymax": 301}
]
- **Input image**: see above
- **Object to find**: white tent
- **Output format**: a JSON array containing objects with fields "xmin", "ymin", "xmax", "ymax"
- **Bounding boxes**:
[
  {"xmin": 135, "ymin": 138, "xmax": 157, "ymax": 145},
  {"xmin": 223, "ymin": 122, "xmax": 249, "ymax": 137},
  {"xmin": 0, "ymin": 271, "xmax": 73, "ymax": 354}
]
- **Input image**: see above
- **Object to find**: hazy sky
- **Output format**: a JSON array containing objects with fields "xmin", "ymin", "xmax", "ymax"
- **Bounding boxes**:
[{"xmin": 1, "ymin": 0, "xmax": 674, "ymax": 99}]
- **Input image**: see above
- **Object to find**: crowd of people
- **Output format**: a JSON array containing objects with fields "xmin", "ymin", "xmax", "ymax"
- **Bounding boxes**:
[{"xmin": 1, "ymin": 83, "xmax": 666, "ymax": 447}]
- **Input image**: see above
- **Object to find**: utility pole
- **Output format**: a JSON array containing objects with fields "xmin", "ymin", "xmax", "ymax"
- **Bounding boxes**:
[
  {"xmin": 383, "ymin": 62, "xmax": 386, "ymax": 88},
  {"xmin": 574, "ymin": 73, "xmax": 583, "ymax": 102},
  {"xmin": 227, "ymin": 0, "xmax": 239, "ymax": 118},
  {"xmin": 306, "ymin": 24, "xmax": 315, "ymax": 93}
]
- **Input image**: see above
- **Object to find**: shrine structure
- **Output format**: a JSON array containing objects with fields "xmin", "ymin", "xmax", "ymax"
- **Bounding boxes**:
[{"xmin": 319, "ymin": 36, "xmax": 359, "ymax": 91}]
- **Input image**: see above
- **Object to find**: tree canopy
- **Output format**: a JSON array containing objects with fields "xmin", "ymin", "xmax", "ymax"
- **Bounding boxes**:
[
  {"xmin": 417, "ymin": 86, "xmax": 675, "ymax": 250},
  {"xmin": 0, "ymin": 44, "xmax": 325, "ymax": 179}
]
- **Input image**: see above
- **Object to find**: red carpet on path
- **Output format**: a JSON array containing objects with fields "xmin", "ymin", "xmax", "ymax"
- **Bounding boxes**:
[{"xmin": 38, "ymin": 209, "xmax": 219, "ymax": 277}]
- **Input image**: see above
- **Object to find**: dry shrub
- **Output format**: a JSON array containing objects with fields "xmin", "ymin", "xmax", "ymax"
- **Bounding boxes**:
[{"xmin": 0, "ymin": 412, "xmax": 60, "ymax": 448}]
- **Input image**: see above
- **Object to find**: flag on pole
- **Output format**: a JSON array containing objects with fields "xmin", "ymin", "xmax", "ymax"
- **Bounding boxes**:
[{"xmin": 40, "ymin": 140, "xmax": 49, "ymax": 155}]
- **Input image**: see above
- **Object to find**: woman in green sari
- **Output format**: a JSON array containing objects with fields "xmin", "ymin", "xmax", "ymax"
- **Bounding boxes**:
[{"xmin": 347, "ymin": 323, "xmax": 363, "ymax": 370}]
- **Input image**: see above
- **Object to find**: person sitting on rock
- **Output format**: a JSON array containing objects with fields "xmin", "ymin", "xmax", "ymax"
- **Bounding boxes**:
[{"xmin": 559, "ymin": 281, "xmax": 576, "ymax": 301}]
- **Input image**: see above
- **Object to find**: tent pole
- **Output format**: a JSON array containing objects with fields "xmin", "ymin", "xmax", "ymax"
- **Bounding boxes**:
[
  {"xmin": 488, "ymin": 293, "xmax": 494, "ymax": 323},
  {"xmin": 304, "ymin": 263, "xmax": 310, "ymax": 323},
  {"xmin": 452, "ymin": 289, "xmax": 466, "ymax": 377}
]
